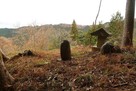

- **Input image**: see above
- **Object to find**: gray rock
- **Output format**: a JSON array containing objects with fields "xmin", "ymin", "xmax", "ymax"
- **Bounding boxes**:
[{"xmin": 100, "ymin": 42, "xmax": 122, "ymax": 54}]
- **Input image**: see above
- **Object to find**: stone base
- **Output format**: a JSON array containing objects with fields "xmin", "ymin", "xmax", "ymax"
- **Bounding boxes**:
[{"xmin": 91, "ymin": 47, "xmax": 100, "ymax": 52}]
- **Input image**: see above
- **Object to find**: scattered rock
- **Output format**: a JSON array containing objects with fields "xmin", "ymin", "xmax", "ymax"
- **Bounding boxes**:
[
  {"xmin": 91, "ymin": 47, "xmax": 100, "ymax": 52},
  {"xmin": 113, "ymin": 46, "xmax": 122, "ymax": 53},
  {"xmin": 10, "ymin": 50, "xmax": 35, "ymax": 61},
  {"xmin": 100, "ymin": 42, "xmax": 122, "ymax": 54},
  {"xmin": 22, "ymin": 50, "xmax": 34, "ymax": 56}
]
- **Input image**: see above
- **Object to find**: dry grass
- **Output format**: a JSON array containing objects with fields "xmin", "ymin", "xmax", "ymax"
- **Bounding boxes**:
[{"xmin": 5, "ymin": 46, "xmax": 136, "ymax": 91}]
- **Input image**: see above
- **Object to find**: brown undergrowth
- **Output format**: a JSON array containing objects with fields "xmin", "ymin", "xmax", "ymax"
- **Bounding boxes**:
[{"xmin": 5, "ymin": 46, "xmax": 136, "ymax": 91}]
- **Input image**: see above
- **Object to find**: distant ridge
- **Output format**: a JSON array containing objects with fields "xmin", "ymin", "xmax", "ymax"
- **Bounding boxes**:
[
  {"xmin": 0, "ymin": 24, "xmax": 90, "ymax": 38},
  {"xmin": 0, "ymin": 28, "xmax": 17, "ymax": 38}
]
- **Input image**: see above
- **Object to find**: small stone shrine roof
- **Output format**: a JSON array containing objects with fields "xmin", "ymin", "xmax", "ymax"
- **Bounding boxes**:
[{"xmin": 91, "ymin": 28, "xmax": 111, "ymax": 37}]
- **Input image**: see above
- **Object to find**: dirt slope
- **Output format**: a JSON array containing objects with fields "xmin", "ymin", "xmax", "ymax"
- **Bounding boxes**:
[{"xmin": 5, "ymin": 47, "xmax": 136, "ymax": 91}]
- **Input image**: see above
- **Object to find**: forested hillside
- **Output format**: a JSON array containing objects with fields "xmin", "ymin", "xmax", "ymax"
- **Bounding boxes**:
[
  {"xmin": 0, "ymin": 24, "xmax": 90, "ymax": 38},
  {"xmin": 1, "ymin": 20, "xmax": 136, "ymax": 41},
  {"xmin": 0, "ymin": 19, "xmax": 136, "ymax": 55},
  {"xmin": 1, "ymin": 0, "xmax": 136, "ymax": 90},
  {"xmin": 0, "ymin": 28, "xmax": 17, "ymax": 37}
]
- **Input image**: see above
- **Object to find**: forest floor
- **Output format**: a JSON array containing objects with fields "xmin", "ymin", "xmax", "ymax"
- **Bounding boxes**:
[{"xmin": 5, "ymin": 46, "xmax": 136, "ymax": 91}]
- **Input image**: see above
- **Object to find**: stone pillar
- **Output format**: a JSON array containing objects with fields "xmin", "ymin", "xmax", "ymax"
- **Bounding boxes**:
[{"xmin": 60, "ymin": 40, "xmax": 71, "ymax": 61}]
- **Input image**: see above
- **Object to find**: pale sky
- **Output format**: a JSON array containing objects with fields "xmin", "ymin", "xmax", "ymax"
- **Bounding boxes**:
[{"xmin": 0, "ymin": 0, "xmax": 128, "ymax": 28}]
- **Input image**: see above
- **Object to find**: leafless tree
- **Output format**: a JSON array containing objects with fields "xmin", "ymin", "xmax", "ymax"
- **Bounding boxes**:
[
  {"xmin": 0, "ymin": 50, "xmax": 14, "ymax": 91},
  {"xmin": 94, "ymin": 0, "xmax": 102, "ymax": 25}
]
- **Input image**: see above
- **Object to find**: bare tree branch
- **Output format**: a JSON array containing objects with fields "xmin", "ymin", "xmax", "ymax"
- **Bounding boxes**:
[{"xmin": 94, "ymin": 0, "xmax": 102, "ymax": 26}]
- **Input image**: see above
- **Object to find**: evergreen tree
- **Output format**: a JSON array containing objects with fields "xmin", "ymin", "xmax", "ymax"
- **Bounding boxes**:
[
  {"xmin": 85, "ymin": 22, "xmax": 104, "ymax": 45},
  {"xmin": 108, "ymin": 11, "xmax": 124, "ymax": 43},
  {"xmin": 70, "ymin": 20, "xmax": 78, "ymax": 41}
]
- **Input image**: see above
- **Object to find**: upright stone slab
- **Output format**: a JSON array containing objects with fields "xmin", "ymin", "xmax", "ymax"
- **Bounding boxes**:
[{"xmin": 60, "ymin": 40, "xmax": 71, "ymax": 61}]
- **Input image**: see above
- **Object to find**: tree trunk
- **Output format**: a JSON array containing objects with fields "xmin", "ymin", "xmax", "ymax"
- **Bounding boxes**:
[
  {"xmin": 121, "ymin": 0, "xmax": 135, "ymax": 48},
  {"xmin": 0, "ymin": 49, "xmax": 9, "ymax": 62},
  {"xmin": 0, "ymin": 52, "xmax": 14, "ymax": 91}
]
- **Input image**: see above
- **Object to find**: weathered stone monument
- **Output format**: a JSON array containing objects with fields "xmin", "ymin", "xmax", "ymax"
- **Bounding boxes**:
[
  {"xmin": 91, "ymin": 28, "xmax": 111, "ymax": 48},
  {"xmin": 60, "ymin": 40, "xmax": 71, "ymax": 61},
  {"xmin": 100, "ymin": 42, "xmax": 122, "ymax": 54}
]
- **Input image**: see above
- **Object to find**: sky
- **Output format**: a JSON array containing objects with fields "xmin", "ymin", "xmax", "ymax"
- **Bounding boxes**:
[{"xmin": 0, "ymin": 0, "xmax": 128, "ymax": 28}]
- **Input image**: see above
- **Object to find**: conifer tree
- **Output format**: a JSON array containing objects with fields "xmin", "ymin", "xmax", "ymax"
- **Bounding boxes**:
[
  {"xmin": 108, "ymin": 12, "xmax": 124, "ymax": 43},
  {"xmin": 70, "ymin": 20, "xmax": 78, "ymax": 41}
]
